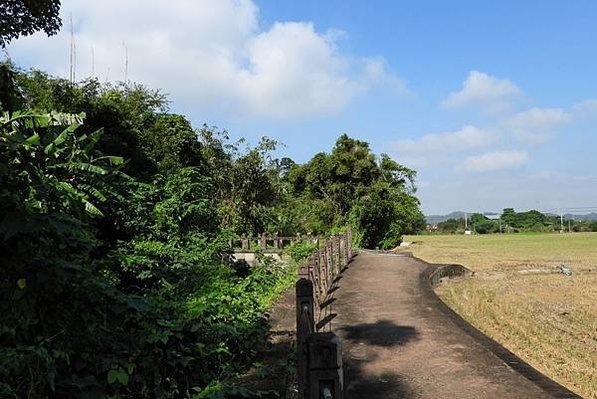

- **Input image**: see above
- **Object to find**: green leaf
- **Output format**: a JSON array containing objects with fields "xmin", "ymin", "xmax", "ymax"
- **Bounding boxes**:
[
  {"xmin": 107, "ymin": 369, "xmax": 118, "ymax": 384},
  {"xmin": 25, "ymin": 134, "xmax": 40, "ymax": 145},
  {"xmin": 84, "ymin": 201, "xmax": 104, "ymax": 217},
  {"xmin": 17, "ymin": 278, "xmax": 26, "ymax": 289},
  {"xmin": 53, "ymin": 126, "xmax": 72, "ymax": 146},
  {"xmin": 117, "ymin": 368, "xmax": 129, "ymax": 386},
  {"xmin": 84, "ymin": 129, "xmax": 104, "ymax": 152},
  {"xmin": 107, "ymin": 368, "xmax": 129, "ymax": 386},
  {"xmin": 94, "ymin": 155, "xmax": 124, "ymax": 165},
  {"xmin": 44, "ymin": 142, "xmax": 55, "ymax": 156},
  {"xmin": 50, "ymin": 162, "xmax": 108, "ymax": 175},
  {"xmin": 79, "ymin": 184, "xmax": 107, "ymax": 202}
]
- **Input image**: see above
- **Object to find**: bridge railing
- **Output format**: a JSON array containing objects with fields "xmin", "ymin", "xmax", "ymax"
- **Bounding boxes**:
[
  {"xmin": 296, "ymin": 229, "xmax": 353, "ymax": 399},
  {"xmin": 230, "ymin": 233, "xmax": 321, "ymax": 252}
]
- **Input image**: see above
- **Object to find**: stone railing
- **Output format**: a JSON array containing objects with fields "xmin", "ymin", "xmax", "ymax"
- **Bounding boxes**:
[
  {"xmin": 295, "ymin": 230, "xmax": 353, "ymax": 399},
  {"xmin": 231, "ymin": 233, "xmax": 320, "ymax": 252}
]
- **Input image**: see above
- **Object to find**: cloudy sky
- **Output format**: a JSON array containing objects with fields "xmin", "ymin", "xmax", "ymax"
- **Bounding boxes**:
[{"xmin": 5, "ymin": 0, "xmax": 597, "ymax": 214}]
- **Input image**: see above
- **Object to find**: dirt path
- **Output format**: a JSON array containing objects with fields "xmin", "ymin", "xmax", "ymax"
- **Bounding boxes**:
[{"xmin": 328, "ymin": 251, "xmax": 578, "ymax": 398}]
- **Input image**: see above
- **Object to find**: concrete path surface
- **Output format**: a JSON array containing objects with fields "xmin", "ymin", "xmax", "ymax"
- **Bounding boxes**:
[{"xmin": 326, "ymin": 251, "xmax": 579, "ymax": 399}]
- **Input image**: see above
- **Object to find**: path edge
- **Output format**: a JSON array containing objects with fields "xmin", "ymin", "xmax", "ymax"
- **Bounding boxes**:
[{"xmin": 418, "ymin": 259, "xmax": 582, "ymax": 399}]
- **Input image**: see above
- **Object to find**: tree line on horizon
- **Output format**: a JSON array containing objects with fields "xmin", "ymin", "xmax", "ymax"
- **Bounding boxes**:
[{"xmin": 432, "ymin": 208, "xmax": 597, "ymax": 234}]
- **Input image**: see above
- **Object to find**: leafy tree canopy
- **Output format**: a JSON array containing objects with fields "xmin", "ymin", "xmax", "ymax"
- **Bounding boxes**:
[
  {"xmin": 289, "ymin": 134, "xmax": 424, "ymax": 249},
  {"xmin": 0, "ymin": 0, "xmax": 62, "ymax": 47}
]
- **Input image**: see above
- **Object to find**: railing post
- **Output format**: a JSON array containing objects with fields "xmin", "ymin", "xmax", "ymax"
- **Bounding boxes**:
[
  {"xmin": 307, "ymin": 332, "xmax": 344, "ymax": 399},
  {"xmin": 322, "ymin": 241, "xmax": 330, "ymax": 293},
  {"xmin": 273, "ymin": 232, "xmax": 279, "ymax": 249},
  {"xmin": 318, "ymin": 251, "xmax": 326, "ymax": 308},
  {"xmin": 339, "ymin": 235, "xmax": 345, "ymax": 266},
  {"xmin": 343, "ymin": 234, "xmax": 348, "ymax": 266},
  {"xmin": 329, "ymin": 237, "xmax": 335, "ymax": 275},
  {"xmin": 327, "ymin": 240, "xmax": 333, "ymax": 285},
  {"xmin": 308, "ymin": 258, "xmax": 321, "ymax": 322},
  {"xmin": 296, "ymin": 279, "xmax": 315, "ymax": 399},
  {"xmin": 347, "ymin": 227, "xmax": 352, "ymax": 259},
  {"xmin": 260, "ymin": 233, "xmax": 267, "ymax": 250},
  {"xmin": 241, "ymin": 234, "xmax": 248, "ymax": 251},
  {"xmin": 335, "ymin": 235, "xmax": 341, "ymax": 274}
]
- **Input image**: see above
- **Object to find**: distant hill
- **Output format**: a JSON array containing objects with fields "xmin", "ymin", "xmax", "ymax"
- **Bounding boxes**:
[
  {"xmin": 427, "ymin": 211, "xmax": 597, "ymax": 224},
  {"xmin": 426, "ymin": 212, "xmax": 465, "ymax": 224},
  {"xmin": 560, "ymin": 213, "xmax": 597, "ymax": 221}
]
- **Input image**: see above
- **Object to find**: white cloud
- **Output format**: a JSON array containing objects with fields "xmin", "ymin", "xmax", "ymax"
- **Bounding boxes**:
[
  {"xmin": 393, "ymin": 125, "xmax": 498, "ymax": 154},
  {"xmin": 573, "ymin": 99, "xmax": 597, "ymax": 120},
  {"xmin": 442, "ymin": 70, "xmax": 521, "ymax": 113},
  {"xmin": 6, "ymin": 0, "xmax": 403, "ymax": 119},
  {"xmin": 574, "ymin": 99, "xmax": 597, "ymax": 112},
  {"xmin": 462, "ymin": 150, "xmax": 529, "ymax": 173},
  {"xmin": 505, "ymin": 107, "xmax": 572, "ymax": 144}
]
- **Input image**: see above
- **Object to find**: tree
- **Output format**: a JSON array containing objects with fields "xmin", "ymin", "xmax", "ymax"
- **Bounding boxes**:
[
  {"xmin": 289, "ymin": 134, "xmax": 424, "ymax": 248},
  {"xmin": 437, "ymin": 218, "xmax": 465, "ymax": 233},
  {"xmin": 0, "ymin": 62, "xmax": 22, "ymax": 112},
  {"xmin": 475, "ymin": 219, "xmax": 498, "ymax": 234},
  {"xmin": 501, "ymin": 208, "xmax": 516, "ymax": 230},
  {"xmin": 198, "ymin": 127, "xmax": 280, "ymax": 235},
  {"xmin": 500, "ymin": 208, "xmax": 549, "ymax": 232},
  {"xmin": 15, "ymin": 70, "xmax": 169, "ymax": 179},
  {"xmin": 1, "ymin": 0, "xmax": 62, "ymax": 47},
  {"xmin": 142, "ymin": 114, "xmax": 203, "ymax": 174}
]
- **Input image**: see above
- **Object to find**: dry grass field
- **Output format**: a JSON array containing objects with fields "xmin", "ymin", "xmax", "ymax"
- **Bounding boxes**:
[{"xmin": 403, "ymin": 233, "xmax": 597, "ymax": 398}]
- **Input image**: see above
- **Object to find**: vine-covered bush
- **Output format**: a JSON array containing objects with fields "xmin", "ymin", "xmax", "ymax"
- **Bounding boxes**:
[{"xmin": 287, "ymin": 241, "xmax": 319, "ymax": 263}]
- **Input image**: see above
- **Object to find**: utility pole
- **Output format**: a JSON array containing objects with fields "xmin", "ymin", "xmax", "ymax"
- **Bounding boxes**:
[
  {"xmin": 464, "ymin": 213, "xmax": 468, "ymax": 230},
  {"xmin": 560, "ymin": 209, "xmax": 564, "ymax": 234}
]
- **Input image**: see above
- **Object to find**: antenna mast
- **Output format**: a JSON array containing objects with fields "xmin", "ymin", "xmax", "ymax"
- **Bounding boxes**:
[
  {"xmin": 69, "ymin": 14, "xmax": 76, "ymax": 83},
  {"xmin": 123, "ymin": 42, "xmax": 128, "ymax": 85},
  {"xmin": 69, "ymin": 14, "xmax": 73, "ymax": 83},
  {"xmin": 91, "ymin": 45, "xmax": 95, "ymax": 78}
]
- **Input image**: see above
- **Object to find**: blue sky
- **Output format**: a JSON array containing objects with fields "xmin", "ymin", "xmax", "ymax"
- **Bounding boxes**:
[{"xmin": 4, "ymin": 0, "xmax": 597, "ymax": 214}]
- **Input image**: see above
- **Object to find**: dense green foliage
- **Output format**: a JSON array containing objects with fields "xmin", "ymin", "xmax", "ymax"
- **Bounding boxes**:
[
  {"xmin": 286, "ymin": 135, "xmax": 425, "ymax": 249},
  {"xmin": 0, "ymin": 63, "xmax": 424, "ymax": 398},
  {"xmin": 0, "ymin": 67, "xmax": 291, "ymax": 399}
]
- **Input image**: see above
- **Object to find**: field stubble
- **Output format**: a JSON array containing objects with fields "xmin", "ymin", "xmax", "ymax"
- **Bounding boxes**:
[{"xmin": 403, "ymin": 233, "xmax": 597, "ymax": 398}]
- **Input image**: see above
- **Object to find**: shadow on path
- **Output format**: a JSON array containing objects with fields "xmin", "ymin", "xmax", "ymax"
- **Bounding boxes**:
[
  {"xmin": 340, "ymin": 319, "xmax": 419, "ymax": 347},
  {"xmin": 345, "ymin": 359, "xmax": 415, "ymax": 399},
  {"xmin": 340, "ymin": 320, "xmax": 421, "ymax": 398}
]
